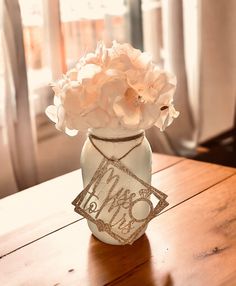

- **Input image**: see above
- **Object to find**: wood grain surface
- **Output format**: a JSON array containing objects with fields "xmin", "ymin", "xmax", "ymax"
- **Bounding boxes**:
[
  {"xmin": 0, "ymin": 154, "xmax": 182, "ymax": 256},
  {"xmin": 0, "ymin": 155, "xmax": 235, "ymax": 286}
]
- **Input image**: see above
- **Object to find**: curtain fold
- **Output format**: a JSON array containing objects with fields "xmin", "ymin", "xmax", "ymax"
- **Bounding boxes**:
[
  {"xmin": 146, "ymin": 0, "xmax": 236, "ymax": 156},
  {"xmin": 146, "ymin": 0, "xmax": 198, "ymax": 156},
  {"xmin": 2, "ymin": 0, "xmax": 38, "ymax": 193}
]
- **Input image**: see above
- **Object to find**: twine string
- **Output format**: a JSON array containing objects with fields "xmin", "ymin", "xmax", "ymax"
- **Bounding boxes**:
[{"xmin": 88, "ymin": 132, "xmax": 144, "ymax": 161}]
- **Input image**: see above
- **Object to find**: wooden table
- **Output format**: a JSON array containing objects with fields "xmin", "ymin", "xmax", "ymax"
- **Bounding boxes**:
[{"xmin": 0, "ymin": 154, "xmax": 236, "ymax": 286}]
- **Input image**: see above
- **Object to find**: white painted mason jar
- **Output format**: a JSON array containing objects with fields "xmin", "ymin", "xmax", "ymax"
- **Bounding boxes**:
[{"xmin": 80, "ymin": 127, "xmax": 152, "ymax": 245}]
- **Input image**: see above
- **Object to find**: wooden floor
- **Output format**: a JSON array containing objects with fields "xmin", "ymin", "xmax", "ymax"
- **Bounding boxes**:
[{"xmin": 0, "ymin": 154, "xmax": 236, "ymax": 285}]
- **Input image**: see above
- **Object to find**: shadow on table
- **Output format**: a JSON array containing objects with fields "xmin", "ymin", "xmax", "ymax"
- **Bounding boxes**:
[{"xmin": 87, "ymin": 233, "xmax": 173, "ymax": 285}]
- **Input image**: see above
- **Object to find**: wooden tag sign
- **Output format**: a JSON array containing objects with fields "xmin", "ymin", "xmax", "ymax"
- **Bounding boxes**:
[{"xmin": 72, "ymin": 158, "xmax": 169, "ymax": 245}]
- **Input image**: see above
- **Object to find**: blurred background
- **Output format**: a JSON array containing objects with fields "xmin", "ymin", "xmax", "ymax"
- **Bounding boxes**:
[{"xmin": 0, "ymin": 0, "xmax": 235, "ymax": 198}]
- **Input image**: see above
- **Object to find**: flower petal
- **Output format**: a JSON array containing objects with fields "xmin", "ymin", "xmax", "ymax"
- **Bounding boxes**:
[
  {"xmin": 45, "ymin": 105, "xmax": 58, "ymax": 123},
  {"xmin": 78, "ymin": 64, "xmax": 102, "ymax": 82},
  {"xmin": 55, "ymin": 105, "xmax": 66, "ymax": 132},
  {"xmin": 113, "ymin": 93, "xmax": 141, "ymax": 126},
  {"xmin": 139, "ymin": 103, "xmax": 161, "ymax": 129},
  {"xmin": 155, "ymin": 104, "xmax": 179, "ymax": 131}
]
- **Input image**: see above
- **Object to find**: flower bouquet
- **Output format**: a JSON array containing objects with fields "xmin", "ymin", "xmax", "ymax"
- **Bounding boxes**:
[{"xmin": 46, "ymin": 41, "xmax": 179, "ymax": 245}]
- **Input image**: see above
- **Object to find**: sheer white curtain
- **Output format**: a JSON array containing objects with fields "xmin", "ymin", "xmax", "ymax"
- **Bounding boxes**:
[
  {"xmin": 144, "ymin": 0, "xmax": 197, "ymax": 156},
  {"xmin": 145, "ymin": 0, "xmax": 236, "ymax": 156},
  {"xmin": 0, "ymin": 0, "xmax": 37, "ymax": 197}
]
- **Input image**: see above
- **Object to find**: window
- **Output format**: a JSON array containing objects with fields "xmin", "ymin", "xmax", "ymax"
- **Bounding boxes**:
[{"xmin": 19, "ymin": 0, "xmax": 131, "ymax": 114}]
